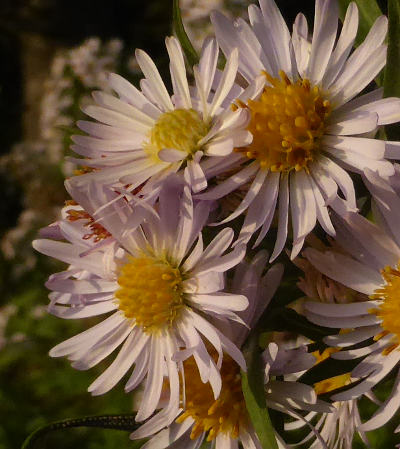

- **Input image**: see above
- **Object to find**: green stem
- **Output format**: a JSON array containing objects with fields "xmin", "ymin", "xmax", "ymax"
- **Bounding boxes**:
[{"xmin": 22, "ymin": 414, "xmax": 139, "ymax": 449}]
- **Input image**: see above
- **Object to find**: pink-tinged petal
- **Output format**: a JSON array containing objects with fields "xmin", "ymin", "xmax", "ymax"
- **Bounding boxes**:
[
  {"xmin": 185, "ymin": 160, "xmax": 207, "ymax": 194},
  {"xmin": 88, "ymin": 328, "xmax": 149, "ymax": 395},
  {"xmin": 125, "ymin": 350, "xmax": 149, "ymax": 392},
  {"xmin": 165, "ymin": 37, "xmax": 191, "ymax": 110},
  {"xmin": 290, "ymin": 171, "xmax": 317, "ymax": 259},
  {"xmin": 218, "ymin": 169, "xmax": 267, "ymax": 225},
  {"xmin": 270, "ymin": 174, "xmax": 288, "ymax": 261},
  {"xmin": 324, "ymin": 325, "xmax": 382, "ymax": 347},
  {"xmin": 309, "ymin": 176, "xmax": 336, "ymax": 236},
  {"xmin": 83, "ymin": 105, "xmax": 149, "ymax": 134},
  {"xmin": 189, "ymin": 293, "xmax": 248, "ymax": 312},
  {"xmin": 305, "ymin": 300, "xmax": 380, "ymax": 317},
  {"xmin": 195, "ymin": 162, "xmax": 259, "ymax": 201},
  {"xmin": 238, "ymin": 171, "xmax": 279, "ymax": 247},
  {"xmin": 317, "ymin": 156, "xmax": 357, "ymax": 208},
  {"xmin": 322, "ymin": 2, "xmax": 358, "ymax": 87},
  {"xmin": 158, "ymin": 148, "xmax": 186, "ymax": 162},
  {"xmin": 45, "ymin": 278, "xmax": 117, "ymax": 294},
  {"xmin": 135, "ymin": 49, "xmax": 174, "ymax": 111},
  {"xmin": 303, "ymin": 248, "xmax": 382, "ymax": 294},
  {"xmin": 72, "ymin": 321, "xmax": 132, "ymax": 370},
  {"xmin": 326, "ymin": 111, "xmax": 378, "ymax": 135},
  {"xmin": 363, "ymin": 168, "xmax": 400, "ymax": 248},
  {"xmin": 332, "ymin": 351, "xmax": 400, "ymax": 401},
  {"xmin": 306, "ymin": 0, "xmax": 338, "ymax": 84},
  {"xmin": 361, "ymin": 370, "xmax": 400, "ymax": 431},
  {"xmin": 211, "ymin": 11, "xmax": 264, "ymax": 83},
  {"xmin": 292, "ymin": 13, "xmax": 310, "ymax": 77},
  {"xmin": 198, "ymin": 37, "xmax": 219, "ymax": 104},
  {"xmin": 329, "ymin": 16, "xmax": 387, "ymax": 106},
  {"xmin": 107, "ymin": 73, "xmax": 161, "ymax": 118},
  {"xmin": 49, "ymin": 312, "xmax": 124, "ymax": 357},
  {"xmin": 306, "ymin": 310, "xmax": 380, "ymax": 328},
  {"xmin": 385, "ymin": 141, "xmax": 400, "ymax": 159},
  {"xmin": 33, "ymin": 239, "xmax": 104, "ymax": 276},
  {"xmin": 209, "ymin": 48, "xmax": 239, "ymax": 117},
  {"xmin": 49, "ymin": 301, "xmax": 118, "ymax": 319},
  {"xmin": 193, "ymin": 244, "xmax": 246, "ymax": 276},
  {"xmin": 92, "ymin": 91, "xmax": 154, "ymax": 127},
  {"xmin": 185, "ymin": 309, "xmax": 223, "ymax": 371},
  {"xmin": 258, "ymin": 0, "xmax": 294, "ymax": 77},
  {"xmin": 140, "ymin": 420, "xmax": 194, "ymax": 449}
]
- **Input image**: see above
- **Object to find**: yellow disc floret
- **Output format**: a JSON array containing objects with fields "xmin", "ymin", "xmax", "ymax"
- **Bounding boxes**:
[
  {"xmin": 370, "ymin": 262, "xmax": 400, "ymax": 350},
  {"xmin": 177, "ymin": 353, "xmax": 249, "ymax": 441},
  {"xmin": 145, "ymin": 109, "xmax": 210, "ymax": 161},
  {"xmin": 312, "ymin": 347, "xmax": 351, "ymax": 395},
  {"xmin": 115, "ymin": 256, "xmax": 184, "ymax": 334},
  {"xmin": 237, "ymin": 71, "xmax": 330, "ymax": 172}
]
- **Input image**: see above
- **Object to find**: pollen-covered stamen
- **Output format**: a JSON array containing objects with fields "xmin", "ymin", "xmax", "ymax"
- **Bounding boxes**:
[
  {"xmin": 370, "ymin": 263, "xmax": 400, "ymax": 350},
  {"xmin": 177, "ymin": 353, "xmax": 249, "ymax": 441},
  {"xmin": 115, "ymin": 256, "xmax": 184, "ymax": 334},
  {"xmin": 236, "ymin": 71, "xmax": 330, "ymax": 172},
  {"xmin": 145, "ymin": 109, "xmax": 210, "ymax": 161},
  {"xmin": 65, "ymin": 202, "xmax": 111, "ymax": 242}
]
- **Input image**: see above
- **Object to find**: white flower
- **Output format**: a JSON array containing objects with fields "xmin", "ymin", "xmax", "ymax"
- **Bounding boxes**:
[
  {"xmin": 132, "ymin": 252, "xmax": 333, "ymax": 448},
  {"xmin": 302, "ymin": 175, "xmax": 400, "ymax": 431},
  {"xmin": 33, "ymin": 177, "xmax": 248, "ymax": 424},
  {"xmin": 69, "ymin": 36, "xmax": 258, "ymax": 204},
  {"xmin": 198, "ymin": 0, "xmax": 400, "ymax": 260}
]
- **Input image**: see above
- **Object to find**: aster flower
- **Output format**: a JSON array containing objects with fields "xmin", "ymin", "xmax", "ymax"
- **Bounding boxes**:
[
  {"xmin": 131, "ymin": 251, "xmax": 333, "ymax": 448},
  {"xmin": 68, "ymin": 35, "xmax": 260, "ymax": 204},
  {"xmin": 198, "ymin": 0, "xmax": 400, "ymax": 260},
  {"xmin": 33, "ymin": 177, "xmax": 248, "ymax": 424},
  {"xmin": 287, "ymin": 346, "xmax": 369, "ymax": 449},
  {"xmin": 302, "ymin": 177, "xmax": 400, "ymax": 431}
]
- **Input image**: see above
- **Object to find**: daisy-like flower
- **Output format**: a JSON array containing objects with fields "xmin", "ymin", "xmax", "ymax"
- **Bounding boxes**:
[
  {"xmin": 68, "ymin": 35, "xmax": 260, "ymax": 204},
  {"xmin": 131, "ymin": 252, "xmax": 333, "ymax": 448},
  {"xmin": 287, "ymin": 346, "xmax": 370, "ymax": 449},
  {"xmin": 198, "ymin": 0, "xmax": 400, "ymax": 260},
  {"xmin": 33, "ymin": 176, "xmax": 248, "ymax": 424},
  {"xmin": 303, "ymin": 175, "xmax": 400, "ymax": 432},
  {"xmin": 286, "ymin": 240, "xmax": 373, "ymax": 448}
]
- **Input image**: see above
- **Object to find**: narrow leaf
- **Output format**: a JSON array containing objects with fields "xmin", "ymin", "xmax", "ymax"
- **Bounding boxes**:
[
  {"xmin": 338, "ymin": 0, "xmax": 382, "ymax": 46},
  {"xmin": 172, "ymin": 0, "xmax": 199, "ymax": 67},
  {"xmin": 241, "ymin": 333, "xmax": 279, "ymax": 449},
  {"xmin": 384, "ymin": 0, "xmax": 400, "ymax": 140},
  {"xmin": 22, "ymin": 414, "xmax": 139, "ymax": 449}
]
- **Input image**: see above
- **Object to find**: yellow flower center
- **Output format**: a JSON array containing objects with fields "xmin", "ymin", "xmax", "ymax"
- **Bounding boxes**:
[
  {"xmin": 115, "ymin": 256, "xmax": 184, "ymax": 334},
  {"xmin": 313, "ymin": 347, "xmax": 351, "ymax": 395},
  {"xmin": 236, "ymin": 71, "xmax": 330, "ymax": 172},
  {"xmin": 314, "ymin": 373, "xmax": 352, "ymax": 395},
  {"xmin": 370, "ymin": 263, "xmax": 400, "ymax": 351},
  {"xmin": 177, "ymin": 353, "xmax": 249, "ymax": 441},
  {"xmin": 145, "ymin": 109, "xmax": 210, "ymax": 161}
]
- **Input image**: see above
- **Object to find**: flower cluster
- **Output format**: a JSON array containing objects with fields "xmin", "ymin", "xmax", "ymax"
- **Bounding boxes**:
[{"xmin": 32, "ymin": 0, "xmax": 400, "ymax": 447}]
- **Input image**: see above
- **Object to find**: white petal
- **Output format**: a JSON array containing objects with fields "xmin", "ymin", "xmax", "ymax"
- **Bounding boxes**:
[
  {"xmin": 306, "ymin": 0, "xmax": 338, "ymax": 84},
  {"xmin": 135, "ymin": 49, "xmax": 174, "ymax": 111}
]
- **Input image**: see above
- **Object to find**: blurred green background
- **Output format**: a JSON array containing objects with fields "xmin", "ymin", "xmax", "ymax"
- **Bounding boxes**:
[{"xmin": 0, "ymin": 0, "xmax": 397, "ymax": 448}]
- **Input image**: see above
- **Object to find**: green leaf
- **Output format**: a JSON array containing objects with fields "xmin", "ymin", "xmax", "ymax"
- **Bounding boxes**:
[
  {"xmin": 22, "ymin": 414, "xmax": 139, "ymax": 449},
  {"xmin": 172, "ymin": 0, "xmax": 199, "ymax": 67},
  {"xmin": 384, "ymin": 0, "xmax": 400, "ymax": 140},
  {"xmin": 338, "ymin": 0, "xmax": 382, "ymax": 46},
  {"xmin": 241, "ymin": 333, "xmax": 278, "ymax": 449}
]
